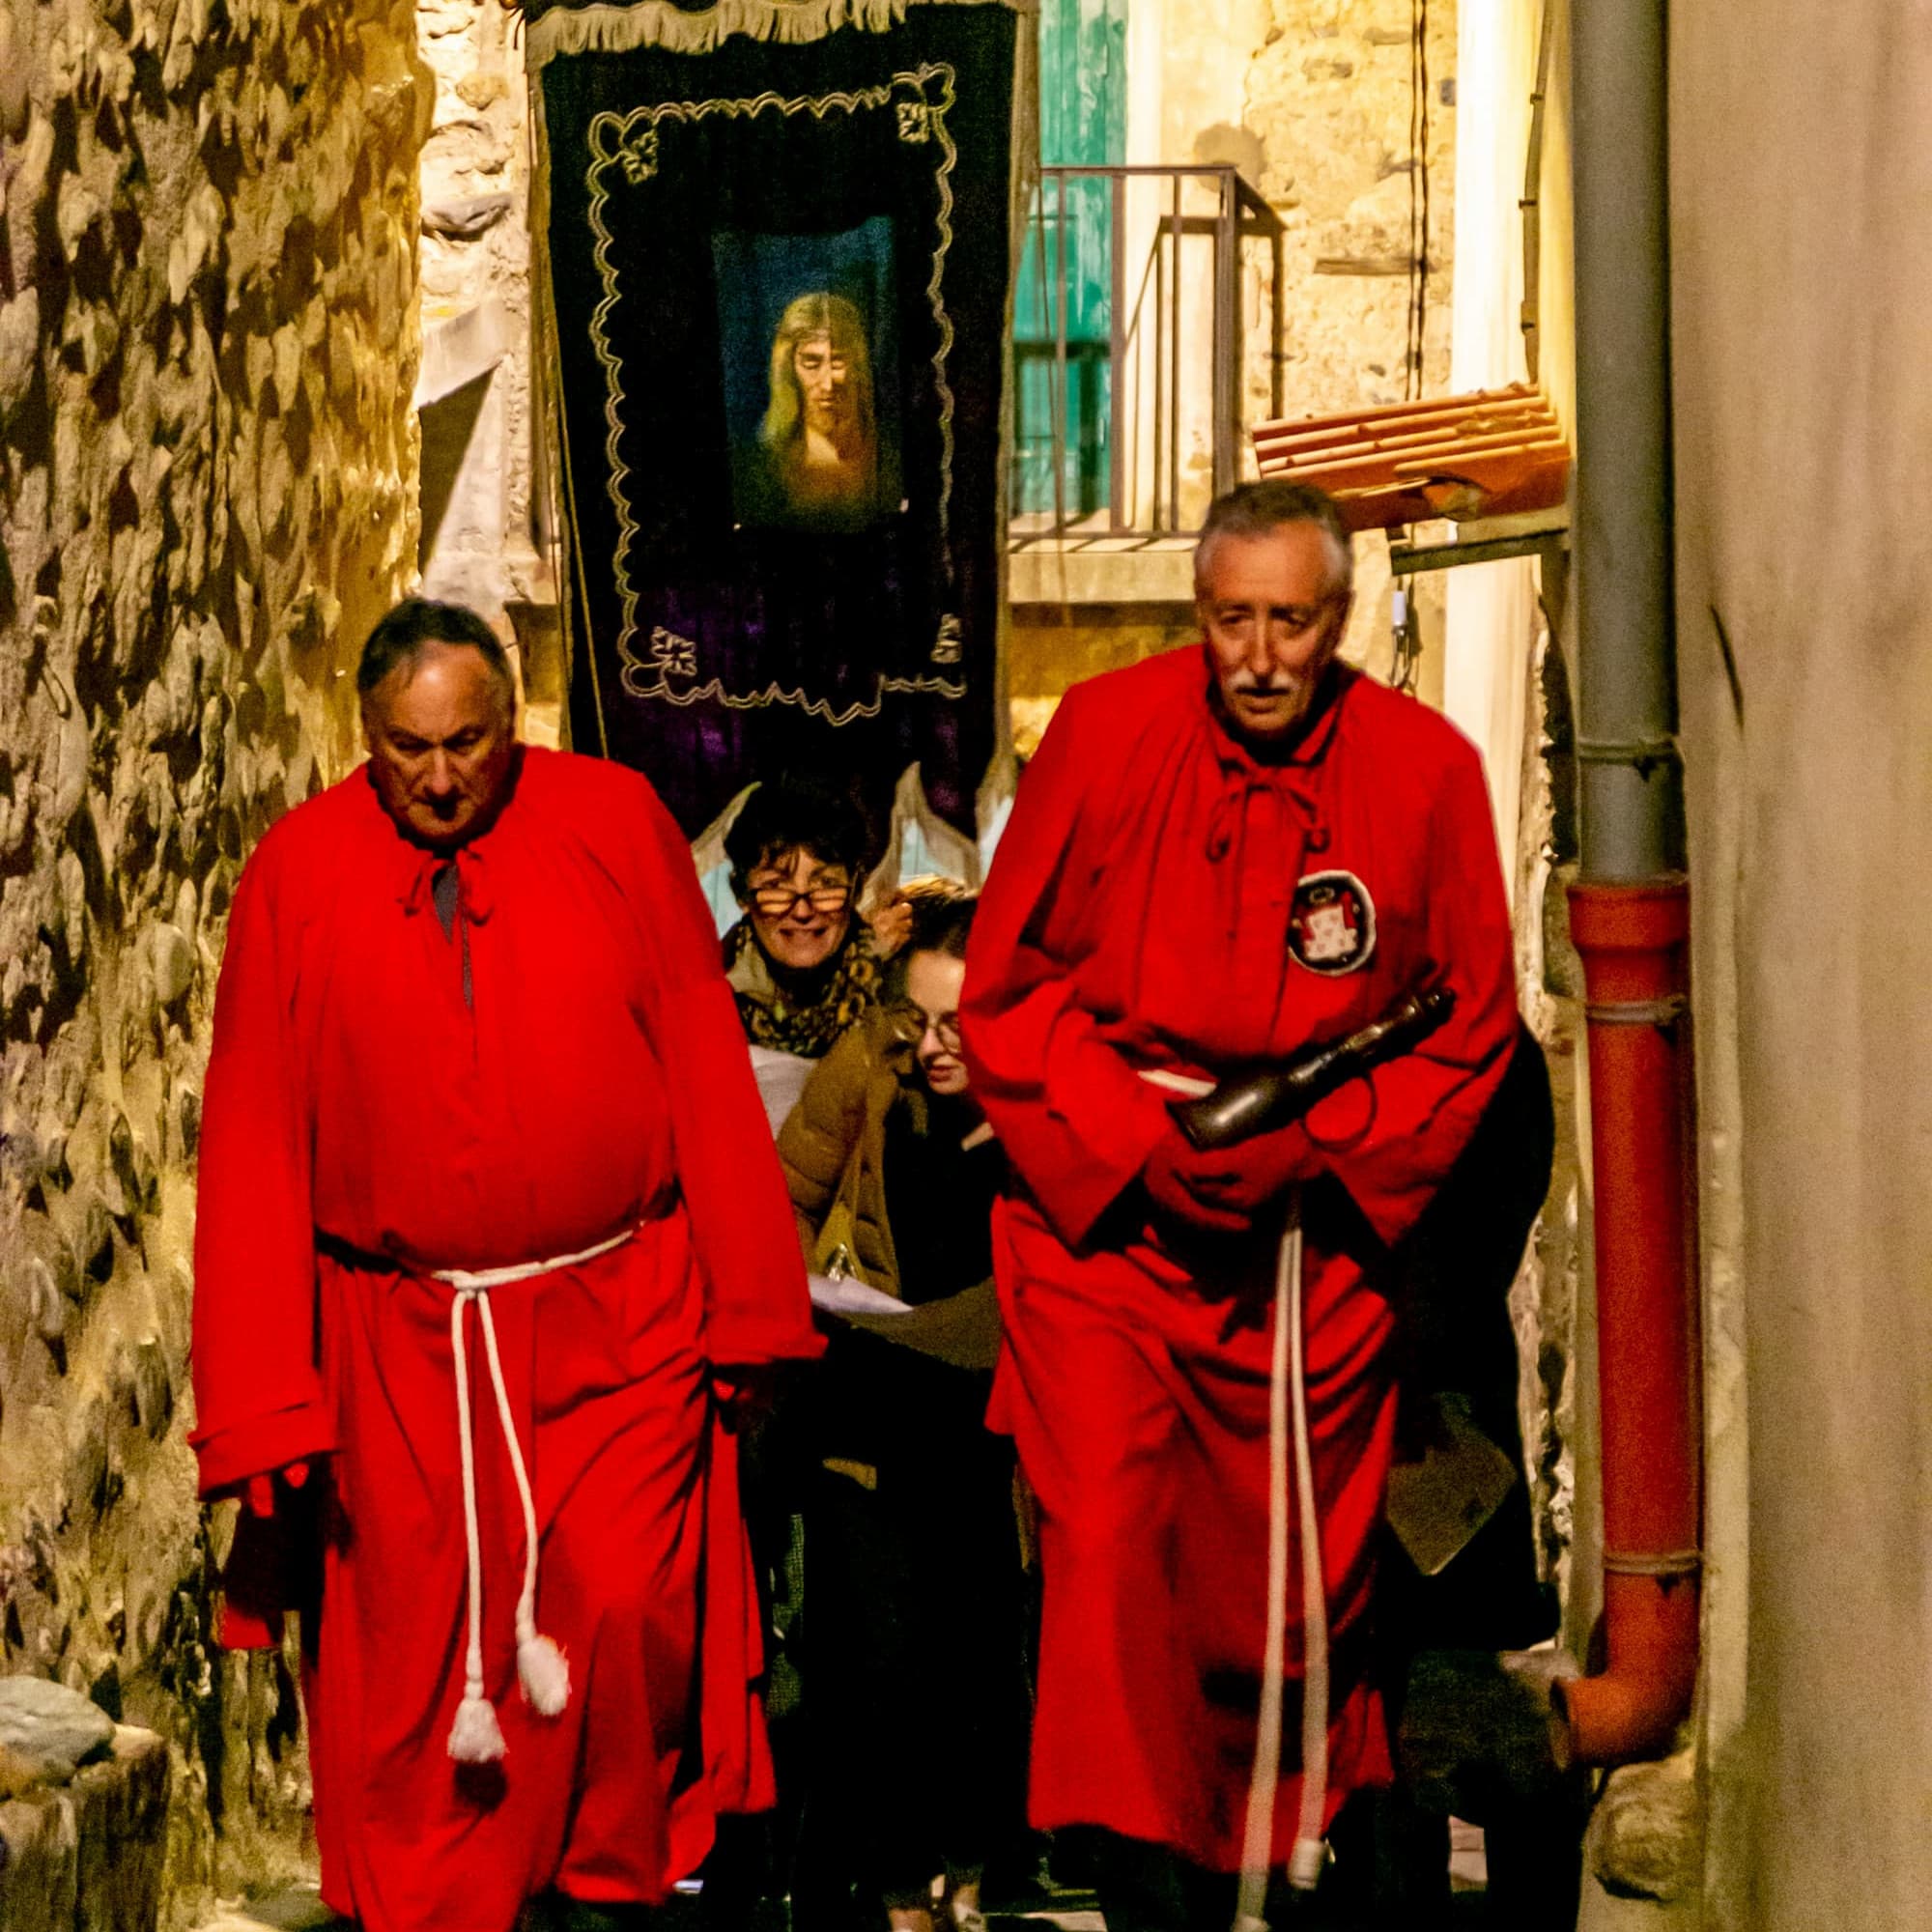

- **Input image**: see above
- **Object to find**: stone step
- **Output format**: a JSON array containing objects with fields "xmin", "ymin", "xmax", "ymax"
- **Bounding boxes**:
[
  {"xmin": 0, "ymin": 1723, "xmax": 169, "ymax": 1932},
  {"xmin": 196, "ymin": 1888, "xmax": 344, "ymax": 1932}
]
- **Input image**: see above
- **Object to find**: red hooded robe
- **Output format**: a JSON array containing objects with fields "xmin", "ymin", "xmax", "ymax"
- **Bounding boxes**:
[
  {"xmin": 190, "ymin": 746, "xmax": 821, "ymax": 1932},
  {"xmin": 961, "ymin": 654, "xmax": 1518, "ymax": 1873}
]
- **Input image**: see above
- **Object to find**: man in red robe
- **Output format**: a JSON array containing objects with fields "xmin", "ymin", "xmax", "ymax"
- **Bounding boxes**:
[
  {"xmin": 961, "ymin": 483, "xmax": 1520, "ymax": 1926},
  {"xmin": 190, "ymin": 599, "xmax": 821, "ymax": 1932}
]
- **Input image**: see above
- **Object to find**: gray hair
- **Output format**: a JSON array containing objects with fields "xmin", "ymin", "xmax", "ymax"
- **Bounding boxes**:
[{"xmin": 1195, "ymin": 480, "xmax": 1354, "ymax": 598}]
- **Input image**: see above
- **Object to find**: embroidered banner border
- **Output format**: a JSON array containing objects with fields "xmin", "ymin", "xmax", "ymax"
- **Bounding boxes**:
[{"xmin": 583, "ymin": 66, "xmax": 967, "ymax": 721}]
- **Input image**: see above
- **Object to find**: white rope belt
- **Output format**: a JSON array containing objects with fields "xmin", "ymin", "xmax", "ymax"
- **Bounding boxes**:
[
  {"xmin": 431, "ymin": 1224, "xmax": 634, "ymax": 1762},
  {"xmin": 1137, "ymin": 1072, "xmax": 1329, "ymax": 1921}
]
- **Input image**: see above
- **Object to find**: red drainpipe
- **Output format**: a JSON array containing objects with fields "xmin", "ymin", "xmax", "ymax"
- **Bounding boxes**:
[{"xmin": 1556, "ymin": 877, "xmax": 1702, "ymax": 1763}]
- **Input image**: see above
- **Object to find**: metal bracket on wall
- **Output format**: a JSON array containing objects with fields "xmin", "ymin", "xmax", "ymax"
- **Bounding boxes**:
[{"xmin": 1386, "ymin": 506, "xmax": 1571, "ymax": 578}]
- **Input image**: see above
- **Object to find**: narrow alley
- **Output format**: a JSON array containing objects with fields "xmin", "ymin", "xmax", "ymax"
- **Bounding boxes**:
[{"xmin": 1, "ymin": 4, "xmax": 1927, "ymax": 1932}]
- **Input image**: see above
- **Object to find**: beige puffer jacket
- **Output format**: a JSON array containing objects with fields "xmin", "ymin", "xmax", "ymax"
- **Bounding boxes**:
[
  {"xmin": 776, "ymin": 1005, "xmax": 922, "ymax": 1298},
  {"xmin": 777, "ymin": 1006, "xmax": 1003, "ymax": 1371}
]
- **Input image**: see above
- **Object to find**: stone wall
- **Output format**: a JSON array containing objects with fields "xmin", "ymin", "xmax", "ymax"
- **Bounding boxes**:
[
  {"xmin": 1241, "ymin": 0, "xmax": 1459, "ymax": 420},
  {"xmin": 1246, "ymin": 0, "xmax": 1460, "ymax": 713},
  {"xmin": 1121, "ymin": 0, "xmax": 1459, "ymax": 416},
  {"xmin": 1014, "ymin": 0, "xmax": 1459, "ymax": 724},
  {"xmin": 1008, "ymin": 602, "xmax": 1199, "ymax": 758},
  {"xmin": 0, "ymin": 0, "xmax": 429, "ymax": 1918}
]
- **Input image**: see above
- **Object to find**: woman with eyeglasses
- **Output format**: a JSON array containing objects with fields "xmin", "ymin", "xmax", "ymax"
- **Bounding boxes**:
[
  {"xmin": 720, "ymin": 776, "xmax": 921, "ymax": 1145},
  {"xmin": 776, "ymin": 888, "xmax": 1027, "ymax": 1932},
  {"xmin": 710, "ymin": 772, "xmax": 905, "ymax": 1932}
]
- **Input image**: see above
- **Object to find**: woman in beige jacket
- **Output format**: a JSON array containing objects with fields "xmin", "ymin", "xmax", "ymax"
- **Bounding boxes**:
[{"xmin": 777, "ymin": 894, "xmax": 1026, "ymax": 1932}]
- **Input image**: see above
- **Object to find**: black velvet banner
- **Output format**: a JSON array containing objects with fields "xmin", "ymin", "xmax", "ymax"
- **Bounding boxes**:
[{"xmin": 534, "ymin": 6, "xmax": 1017, "ymax": 839}]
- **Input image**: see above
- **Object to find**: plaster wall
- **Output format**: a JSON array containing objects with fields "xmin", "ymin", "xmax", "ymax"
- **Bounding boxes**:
[
  {"xmin": 0, "ymin": 0, "xmax": 429, "ymax": 1915},
  {"xmin": 1669, "ymin": 4, "xmax": 1932, "ymax": 1927},
  {"xmin": 1427, "ymin": 0, "xmax": 1594, "ymax": 1683},
  {"xmin": 1439, "ymin": 0, "xmax": 1538, "ymax": 878}
]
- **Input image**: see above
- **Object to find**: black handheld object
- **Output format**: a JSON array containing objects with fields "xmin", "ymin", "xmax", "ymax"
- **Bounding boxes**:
[{"xmin": 1170, "ymin": 986, "xmax": 1458, "ymax": 1151}]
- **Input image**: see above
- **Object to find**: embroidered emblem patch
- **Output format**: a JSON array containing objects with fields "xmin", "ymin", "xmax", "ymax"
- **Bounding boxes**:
[{"xmin": 1288, "ymin": 870, "xmax": 1377, "ymax": 976}]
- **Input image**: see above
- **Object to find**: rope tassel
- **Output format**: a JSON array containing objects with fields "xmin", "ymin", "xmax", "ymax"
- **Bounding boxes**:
[
  {"xmin": 445, "ymin": 1280, "xmax": 574, "ymax": 1762},
  {"xmin": 472, "ymin": 1288, "xmax": 573, "ymax": 1721},
  {"xmin": 449, "ymin": 1690, "xmax": 507, "ymax": 1765},
  {"xmin": 1233, "ymin": 1203, "xmax": 1328, "ymax": 1932},
  {"xmin": 519, "ymin": 1632, "xmax": 571, "ymax": 1717}
]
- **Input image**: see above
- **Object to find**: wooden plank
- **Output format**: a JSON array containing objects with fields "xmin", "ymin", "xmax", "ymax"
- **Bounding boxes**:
[{"xmin": 1249, "ymin": 382, "xmax": 1538, "ymax": 443}]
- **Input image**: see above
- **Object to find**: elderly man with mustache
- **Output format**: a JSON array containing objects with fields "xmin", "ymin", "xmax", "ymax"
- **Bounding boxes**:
[{"xmin": 961, "ymin": 481, "xmax": 1521, "ymax": 1929}]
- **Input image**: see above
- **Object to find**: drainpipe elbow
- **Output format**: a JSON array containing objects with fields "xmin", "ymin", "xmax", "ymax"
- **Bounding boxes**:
[{"xmin": 1552, "ymin": 1572, "xmax": 1700, "ymax": 1767}]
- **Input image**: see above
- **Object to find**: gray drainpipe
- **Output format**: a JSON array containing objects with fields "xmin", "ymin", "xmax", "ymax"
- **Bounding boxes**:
[
  {"xmin": 1554, "ymin": 0, "xmax": 1703, "ymax": 1767},
  {"xmin": 1571, "ymin": 0, "xmax": 1683, "ymax": 874}
]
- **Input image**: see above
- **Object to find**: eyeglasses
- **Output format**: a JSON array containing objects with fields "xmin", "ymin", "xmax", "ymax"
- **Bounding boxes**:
[
  {"xmin": 893, "ymin": 1003, "xmax": 963, "ymax": 1052},
  {"xmin": 748, "ymin": 876, "xmax": 853, "ymax": 918}
]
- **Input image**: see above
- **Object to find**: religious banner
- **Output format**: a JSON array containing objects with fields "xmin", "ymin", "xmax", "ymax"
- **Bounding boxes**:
[{"xmin": 526, "ymin": 0, "xmax": 1024, "ymax": 844}]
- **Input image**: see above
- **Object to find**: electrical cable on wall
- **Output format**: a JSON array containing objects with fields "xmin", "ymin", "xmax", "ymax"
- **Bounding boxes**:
[
  {"xmin": 1389, "ymin": 582, "xmax": 1423, "ymax": 695},
  {"xmin": 1418, "ymin": 0, "xmax": 1431, "ymax": 384},
  {"xmin": 1397, "ymin": 0, "xmax": 1432, "ymax": 700},
  {"xmin": 1406, "ymin": 1, "xmax": 1419, "ymax": 394},
  {"xmin": 1407, "ymin": 0, "xmax": 1433, "ymax": 399}
]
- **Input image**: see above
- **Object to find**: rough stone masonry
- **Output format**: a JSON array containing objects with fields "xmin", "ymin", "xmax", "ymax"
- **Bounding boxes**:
[{"xmin": 0, "ymin": 0, "xmax": 430, "ymax": 1919}]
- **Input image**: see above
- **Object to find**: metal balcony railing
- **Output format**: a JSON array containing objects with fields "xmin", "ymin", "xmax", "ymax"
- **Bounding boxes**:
[{"xmin": 1011, "ymin": 164, "xmax": 1286, "ymax": 544}]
